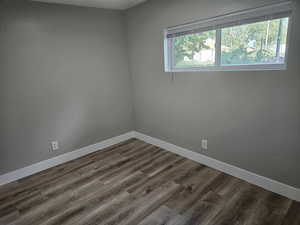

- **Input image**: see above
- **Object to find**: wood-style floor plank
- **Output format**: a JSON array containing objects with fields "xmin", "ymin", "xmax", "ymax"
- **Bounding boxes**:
[
  {"xmin": 281, "ymin": 201, "xmax": 300, "ymax": 225},
  {"xmin": 0, "ymin": 139, "xmax": 299, "ymax": 225}
]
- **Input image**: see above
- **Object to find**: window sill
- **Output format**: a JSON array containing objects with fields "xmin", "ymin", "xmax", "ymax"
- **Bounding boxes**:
[{"xmin": 166, "ymin": 63, "xmax": 287, "ymax": 72}]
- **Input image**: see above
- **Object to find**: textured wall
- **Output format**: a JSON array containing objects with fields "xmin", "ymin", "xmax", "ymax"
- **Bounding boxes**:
[
  {"xmin": 0, "ymin": 0, "xmax": 134, "ymax": 174},
  {"xmin": 126, "ymin": 0, "xmax": 300, "ymax": 188}
]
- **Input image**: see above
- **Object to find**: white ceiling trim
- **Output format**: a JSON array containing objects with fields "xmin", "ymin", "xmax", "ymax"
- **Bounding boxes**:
[{"xmin": 31, "ymin": 0, "xmax": 147, "ymax": 10}]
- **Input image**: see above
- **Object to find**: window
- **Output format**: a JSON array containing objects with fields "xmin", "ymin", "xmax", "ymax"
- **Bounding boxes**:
[
  {"xmin": 174, "ymin": 31, "xmax": 216, "ymax": 68},
  {"xmin": 221, "ymin": 18, "xmax": 289, "ymax": 66},
  {"xmin": 164, "ymin": 2, "xmax": 292, "ymax": 72}
]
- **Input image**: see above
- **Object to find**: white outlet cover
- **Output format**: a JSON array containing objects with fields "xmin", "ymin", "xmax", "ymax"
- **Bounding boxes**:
[
  {"xmin": 51, "ymin": 141, "xmax": 59, "ymax": 151},
  {"xmin": 201, "ymin": 139, "xmax": 208, "ymax": 150}
]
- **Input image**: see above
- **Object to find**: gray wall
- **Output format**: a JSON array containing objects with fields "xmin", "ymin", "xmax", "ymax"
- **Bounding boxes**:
[
  {"xmin": 126, "ymin": 0, "xmax": 300, "ymax": 188},
  {"xmin": 0, "ymin": 0, "xmax": 134, "ymax": 174}
]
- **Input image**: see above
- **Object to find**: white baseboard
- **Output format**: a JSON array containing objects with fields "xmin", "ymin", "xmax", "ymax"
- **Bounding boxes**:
[
  {"xmin": 0, "ymin": 131, "xmax": 135, "ymax": 186},
  {"xmin": 134, "ymin": 131, "xmax": 300, "ymax": 202},
  {"xmin": 1, "ymin": 130, "xmax": 299, "ymax": 202}
]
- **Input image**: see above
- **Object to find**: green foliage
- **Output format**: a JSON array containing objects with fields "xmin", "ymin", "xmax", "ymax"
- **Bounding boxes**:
[
  {"xmin": 172, "ymin": 18, "xmax": 289, "ymax": 67},
  {"xmin": 221, "ymin": 18, "xmax": 288, "ymax": 65},
  {"xmin": 174, "ymin": 31, "xmax": 215, "ymax": 65}
]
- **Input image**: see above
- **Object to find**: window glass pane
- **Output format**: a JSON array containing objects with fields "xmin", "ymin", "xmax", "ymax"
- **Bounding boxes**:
[
  {"xmin": 173, "ymin": 31, "xmax": 216, "ymax": 68},
  {"xmin": 221, "ymin": 18, "xmax": 289, "ymax": 65}
]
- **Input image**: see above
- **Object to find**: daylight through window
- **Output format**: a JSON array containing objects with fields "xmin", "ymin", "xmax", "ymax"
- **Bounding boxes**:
[{"xmin": 164, "ymin": 2, "xmax": 292, "ymax": 72}]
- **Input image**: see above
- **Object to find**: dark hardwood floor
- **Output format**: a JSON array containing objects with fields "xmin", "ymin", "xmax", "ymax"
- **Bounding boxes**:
[{"xmin": 0, "ymin": 139, "xmax": 299, "ymax": 225}]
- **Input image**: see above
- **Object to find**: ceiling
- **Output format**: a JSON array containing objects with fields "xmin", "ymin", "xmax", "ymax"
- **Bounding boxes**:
[{"xmin": 32, "ymin": 0, "xmax": 148, "ymax": 10}]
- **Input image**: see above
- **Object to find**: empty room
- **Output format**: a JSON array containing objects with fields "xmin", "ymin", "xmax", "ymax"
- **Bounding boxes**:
[{"xmin": 0, "ymin": 0, "xmax": 299, "ymax": 224}]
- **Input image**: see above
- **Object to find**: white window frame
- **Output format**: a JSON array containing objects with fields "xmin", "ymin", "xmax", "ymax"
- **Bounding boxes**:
[{"xmin": 164, "ymin": 2, "xmax": 293, "ymax": 72}]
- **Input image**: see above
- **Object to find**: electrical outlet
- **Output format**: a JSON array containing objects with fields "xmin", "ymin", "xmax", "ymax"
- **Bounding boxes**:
[
  {"xmin": 51, "ymin": 141, "xmax": 59, "ymax": 151},
  {"xmin": 201, "ymin": 139, "xmax": 208, "ymax": 150}
]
